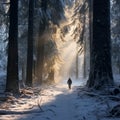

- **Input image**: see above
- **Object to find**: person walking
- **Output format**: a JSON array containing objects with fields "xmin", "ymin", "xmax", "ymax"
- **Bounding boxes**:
[{"xmin": 67, "ymin": 78, "xmax": 72, "ymax": 89}]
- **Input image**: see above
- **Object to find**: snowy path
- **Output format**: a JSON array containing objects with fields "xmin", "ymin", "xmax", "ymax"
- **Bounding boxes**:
[
  {"xmin": 46, "ymin": 86, "xmax": 77, "ymax": 120},
  {"xmin": 0, "ymin": 83, "xmax": 120, "ymax": 120},
  {"xmin": 32, "ymin": 84, "xmax": 78, "ymax": 120},
  {"xmin": 0, "ymin": 84, "xmax": 80, "ymax": 120}
]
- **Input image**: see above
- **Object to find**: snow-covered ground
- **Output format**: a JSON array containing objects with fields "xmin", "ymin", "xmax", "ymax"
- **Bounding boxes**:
[{"xmin": 0, "ymin": 79, "xmax": 120, "ymax": 120}]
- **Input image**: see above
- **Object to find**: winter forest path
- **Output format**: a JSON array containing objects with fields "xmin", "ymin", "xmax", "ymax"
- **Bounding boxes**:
[
  {"xmin": 1, "ymin": 82, "xmax": 118, "ymax": 120},
  {"xmin": 39, "ymin": 84, "xmax": 78, "ymax": 120},
  {"xmin": 0, "ymin": 83, "xmax": 85, "ymax": 120}
]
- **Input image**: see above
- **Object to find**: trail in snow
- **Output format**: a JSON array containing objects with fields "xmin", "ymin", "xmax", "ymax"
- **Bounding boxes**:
[
  {"xmin": 0, "ymin": 81, "xmax": 120, "ymax": 120},
  {"xmin": 28, "ymin": 83, "xmax": 80, "ymax": 120},
  {"xmin": 0, "ymin": 82, "xmax": 83, "ymax": 120},
  {"xmin": 42, "ymin": 85, "xmax": 77, "ymax": 120}
]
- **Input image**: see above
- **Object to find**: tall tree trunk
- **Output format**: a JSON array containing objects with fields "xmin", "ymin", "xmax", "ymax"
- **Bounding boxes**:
[
  {"xmin": 26, "ymin": 0, "xmax": 34, "ymax": 86},
  {"xmin": 36, "ymin": 37, "xmax": 44, "ymax": 84},
  {"xmin": 87, "ymin": 0, "xmax": 114, "ymax": 89},
  {"xmin": 6, "ymin": 0, "xmax": 19, "ymax": 93}
]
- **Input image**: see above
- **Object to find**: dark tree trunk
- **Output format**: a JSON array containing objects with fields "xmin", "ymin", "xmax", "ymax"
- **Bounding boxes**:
[
  {"xmin": 26, "ymin": 0, "xmax": 34, "ymax": 86},
  {"xmin": 87, "ymin": 0, "xmax": 114, "ymax": 89},
  {"xmin": 6, "ymin": 0, "xmax": 19, "ymax": 93},
  {"xmin": 36, "ymin": 38, "xmax": 45, "ymax": 84}
]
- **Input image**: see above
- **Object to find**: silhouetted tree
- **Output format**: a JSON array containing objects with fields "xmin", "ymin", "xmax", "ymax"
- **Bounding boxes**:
[
  {"xmin": 111, "ymin": 0, "xmax": 120, "ymax": 74},
  {"xmin": 26, "ymin": 0, "xmax": 34, "ymax": 86},
  {"xmin": 6, "ymin": 0, "xmax": 19, "ymax": 93},
  {"xmin": 87, "ymin": 0, "xmax": 114, "ymax": 89}
]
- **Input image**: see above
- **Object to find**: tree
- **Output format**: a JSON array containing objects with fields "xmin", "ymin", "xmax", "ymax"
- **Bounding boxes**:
[
  {"xmin": 35, "ymin": 0, "xmax": 47, "ymax": 84},
  {"xmin": 87, "ymin": 0, "xmax": 114, "ymax": 89},
  {"xmin": 34, "ymin": 0, "xmax": 66, "ymax": 84},
  {"xmin": 26, "ymin": 0, "xmax": 34, "ymax": 86},
  {"xmin": 5, "ymin": 0, "xmax": 19, "ymax": 93},
  {"xmin": 111, "ymin": 0, "xmax": 120, "ymax": 74}
]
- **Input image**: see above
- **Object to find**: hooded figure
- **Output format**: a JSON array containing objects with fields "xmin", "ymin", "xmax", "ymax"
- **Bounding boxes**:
[{"xmin": 67, "ymin": 78, "xmax": 72, "ymax": 89}]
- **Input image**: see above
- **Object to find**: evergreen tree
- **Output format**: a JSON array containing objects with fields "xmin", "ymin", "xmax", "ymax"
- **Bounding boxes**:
[
  {"xmin": 87, "ymin": 0, "xmax": 114, "ymax": 89},
  {"xmin": 26, "ymin": 0, "xmax": 34, "ymax": 86},
  {"xmin": 6, "ymin": 0, "xmax": 19, "ymax": 93}
]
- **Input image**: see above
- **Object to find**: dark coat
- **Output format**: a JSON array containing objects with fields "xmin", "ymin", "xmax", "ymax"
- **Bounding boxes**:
[{"xmin": 67, "ymin": 78, "xmax": 72, "ymax": 85}]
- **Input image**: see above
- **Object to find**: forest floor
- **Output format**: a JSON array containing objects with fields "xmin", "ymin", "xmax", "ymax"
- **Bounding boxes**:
[{"xmin": 0, "ymin": 79, "xmax": 120, "ymax": 120}]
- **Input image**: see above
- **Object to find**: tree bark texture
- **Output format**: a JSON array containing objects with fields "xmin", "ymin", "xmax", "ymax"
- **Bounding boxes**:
[
  {"xmin": 87, "ymin": 0, "xmax": 114, "ymax": 89},
  {"xmin": 6, "ymin": 0, "xmax": 19, "ymax": 93},
  {"xmin": 26, "ymin": 0, "xmax": 34, "ymax": 86}
]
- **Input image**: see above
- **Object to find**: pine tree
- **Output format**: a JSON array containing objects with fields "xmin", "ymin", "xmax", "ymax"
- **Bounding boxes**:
[
  {"xmin": 26, "ymin": 0, "xmax": 34, "ymax": 86},
  {"xmin": 6, "ymin": 0, "xmax": 19, "ymax": 93},
  {"xmin": 87, "ymin": 0, "xmax": 114, "ymax": 89}
]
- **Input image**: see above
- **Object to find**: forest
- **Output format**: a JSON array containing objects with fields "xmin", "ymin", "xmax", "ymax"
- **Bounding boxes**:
[{"xmin": 0, "ymin": 0, "xmax": 120, "ymax": 120}]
